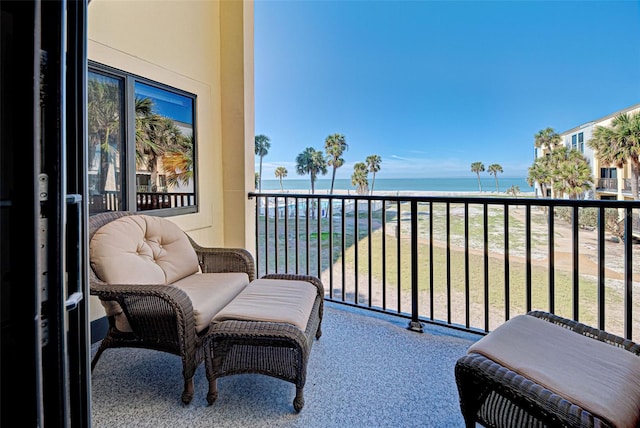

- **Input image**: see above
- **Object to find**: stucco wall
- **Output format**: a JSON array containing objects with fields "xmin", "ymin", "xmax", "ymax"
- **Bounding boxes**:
[{"xmin": 87, "ymin": 0, "xmax": 255, "ymax": 322}]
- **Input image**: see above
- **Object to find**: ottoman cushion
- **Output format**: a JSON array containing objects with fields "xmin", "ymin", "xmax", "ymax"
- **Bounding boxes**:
[
  {"xmin": 468, "ymin": 314, "xmax": 640, "ymax": 428},
  {"xmin": 212, "ymin": 278, "xmax": 317, "ymax": 331}
]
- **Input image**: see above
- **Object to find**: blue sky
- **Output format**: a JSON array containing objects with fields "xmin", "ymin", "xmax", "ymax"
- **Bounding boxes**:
[{"xmin": 254, "ymin": 0, "xmax": 640, "ymax": 180}]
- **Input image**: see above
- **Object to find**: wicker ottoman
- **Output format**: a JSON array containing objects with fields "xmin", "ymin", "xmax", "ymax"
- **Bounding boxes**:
[
  {"xmin": 203, "ymin": 274, "xmax": 323, "ymax": 412},
  {"xmin": 455, "ymin": 311, "xmax": 640, "ymax": 428}
]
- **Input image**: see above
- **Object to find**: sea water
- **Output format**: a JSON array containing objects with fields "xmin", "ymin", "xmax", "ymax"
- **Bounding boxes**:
[{"xmin": 259, "ymin": 177, "xmax": 534, "ymax": 193}]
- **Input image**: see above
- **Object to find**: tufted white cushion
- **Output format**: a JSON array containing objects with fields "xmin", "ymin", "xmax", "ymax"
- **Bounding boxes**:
[
  {"xmin": 90, "ymin": 215, "xmax": 200, "ymax": 285},
  {"xmin": 90, "ymin": 215, "xmax": 201, "ymax": 333}
]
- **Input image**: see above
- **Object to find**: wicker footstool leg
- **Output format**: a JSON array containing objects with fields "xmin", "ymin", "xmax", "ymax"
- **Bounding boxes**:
[
  {"xmin": 206, "ymin": 378, "xmax": 218, "ymax": 405},
  {"xmin": 181, "ymin": 377, "xmax": 195, "ymax": 405},
  {"xmin": 293, "ymin": 387, "xmax": 304, "ymax": 412}
]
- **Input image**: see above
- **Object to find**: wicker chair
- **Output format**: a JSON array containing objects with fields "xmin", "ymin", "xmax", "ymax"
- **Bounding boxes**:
[
  {"xmin": 455, "ymin": 310, "xmax": 640, "ymax": 428},
  {"xmin": 89, "ymin": 211, "xmax": 255, "ymax": 404}
]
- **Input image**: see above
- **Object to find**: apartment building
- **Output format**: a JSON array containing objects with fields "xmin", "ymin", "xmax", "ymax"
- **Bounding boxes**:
[{"xmin": 534, "ymin": 102, "xmax": 640, "ymax": 200}]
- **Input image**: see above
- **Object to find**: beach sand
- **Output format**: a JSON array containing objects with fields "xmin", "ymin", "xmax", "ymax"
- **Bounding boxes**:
[{"xmin": 261, "ymin": 188, "xmax": 536, "ymax": 198}]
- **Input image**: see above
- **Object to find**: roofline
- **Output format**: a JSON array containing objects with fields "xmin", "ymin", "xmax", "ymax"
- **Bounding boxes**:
[{"xmin": 559, "ymin": 102, "xmax": 640, "ymax": 136}]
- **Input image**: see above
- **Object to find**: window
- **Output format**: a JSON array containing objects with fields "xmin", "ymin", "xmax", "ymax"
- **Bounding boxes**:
[
  {"xmin": 571, "ymin": 134, "xmax": 577, "ymax": 149},
  {"xmin": 578, "ymin": 132, "xmax": 584, "ymax": 153},
  {"xmin": 600, "ymin": 168, "xmax": 617, "ymax": 179},
  {"xmin": 87, "ymin": 63, "xmax": 197, "ymax": 215}
]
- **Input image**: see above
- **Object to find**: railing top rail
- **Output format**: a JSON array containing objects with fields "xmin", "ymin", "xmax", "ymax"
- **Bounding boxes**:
[{"xmin": 248, "ymin": 192, "xmax": 640, "ymax": 208}]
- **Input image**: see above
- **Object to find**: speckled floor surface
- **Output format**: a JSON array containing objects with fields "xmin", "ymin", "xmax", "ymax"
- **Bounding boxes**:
[{"xmin": 90, "ymin": 301, "xmax": 479, "ymax": 428}]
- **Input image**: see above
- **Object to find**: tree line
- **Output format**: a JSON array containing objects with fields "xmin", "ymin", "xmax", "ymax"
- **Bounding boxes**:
[{"xmin": 254, "ymin": 133, "xmax": 382, "ymax": 195}]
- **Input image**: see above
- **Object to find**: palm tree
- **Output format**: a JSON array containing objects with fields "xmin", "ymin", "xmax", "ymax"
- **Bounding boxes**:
[
  {"xmin": 550, "ymin": 147, "xmax": 593, "ymax": 199},
  {"xmin": 295, "ymin": 147, "xmax": 327, "ymax": 194},
  {"xmin": 588, "ymin": 111, "xmax": 640, "ymax": 200},
  {"xmin": 324, "ymin": 134, "xmax": 348, "ymax": 194},
  {"xmin": 88, "ymin": 79, "xmax": 121, "ymax": 194},
  {"xmin": 534, "ymin": 127, "xmax": 562, "ymax": 153},
  {"xmin": 255, "ymin": 134, "xmax": 271, "ymax": 193},
  {"xmin": 366, "ymin": 154, "xmax": 382, "ymax": 195},
  {"xmin": 138, "ymin": 113, "xmax": 183, "ymax": 191},
  {"xmin": 274, "ymin": 166, "xmax": 288, "ymax": 191},
  {"xmin": 471, "ymin": 161, "xmax": 485, "ymax": 192},
  {"xmin": 527, "ymin": 156, "xmax": 552, "ymax": 198},
  {"xmin": 162, "ymin": 135, "xmax": 194, "ymax": 189},
  {"xmin": 487, "ymin": 163, "xmax": 503, "ymax": 192},
  {"xmin": 351, "ymin": 162, "xmax": 369, "ymax": 195}
]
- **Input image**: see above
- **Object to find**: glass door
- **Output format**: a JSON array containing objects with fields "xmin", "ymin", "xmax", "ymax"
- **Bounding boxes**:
[{"xmin": 0, "ymin": 1, "xmax": 90, "ymax": 426}]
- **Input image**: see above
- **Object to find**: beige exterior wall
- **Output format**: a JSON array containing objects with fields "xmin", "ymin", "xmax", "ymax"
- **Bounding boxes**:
[{"xmin": 87, "ymin": 0, "xmax": 255, "ymax": 321}]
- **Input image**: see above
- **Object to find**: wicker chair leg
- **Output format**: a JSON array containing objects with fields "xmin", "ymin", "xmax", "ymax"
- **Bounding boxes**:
[
  {"xmin": 315, "ymin": 326, "xmax": 322, "ymax": 340},
  {"xmin": 455, "ymin": 362, "xmax": 485, "ymax": 428},
  {"xmin": 206, "ymin": 378, "xmax": 219, "ymax": 406},
  {"xmin": 181, "ymin": 377, "xmax": 195, "ymax": 404},
  {"xmin": 293, "ymin": 387, "xmax": 304, "ymax": 412},
  {"xmin": 90, "ymin": 343, "xmax": 108, "ymax": 371}
]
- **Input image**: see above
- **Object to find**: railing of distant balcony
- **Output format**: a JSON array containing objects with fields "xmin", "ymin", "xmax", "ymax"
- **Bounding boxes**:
[
  {"xmin": 89, "ymin": 191, "xmax": 194, "ymax": 212},
  {"xmin": 597, "ymin": 178, "xmax": 640, "ymax": 194},
  {"xmin": 250, "ymin": 192, "xmax": 640, "ymax": 340},
  {"xmin": 597, "ymin": 178, "xmax": 618, "ymax": 192}
]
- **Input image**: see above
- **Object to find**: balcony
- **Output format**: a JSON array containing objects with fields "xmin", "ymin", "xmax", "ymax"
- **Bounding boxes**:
[
  {"xmin": 89, "ymin": 193, "xmax": 640, "ymax": 427},
  {"xmin": 597, "ymin": 177, "xmax": 640, "ymax": 196},
  {"xmin": 90, "ymin": 300, "xmax": 479, "ymax": 427}
]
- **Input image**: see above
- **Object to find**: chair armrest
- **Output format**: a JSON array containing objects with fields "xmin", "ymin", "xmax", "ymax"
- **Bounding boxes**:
[
  {"xmin": 527, "ymin": 310, "xmax": 640, "ymax": 354},
  {"xmin": 90, "ymin": 280, "xmax": 196, "ymax": 343},
  {"xmin": 188, "ymin": 237, "xmax": 256, "ymax": 281}
]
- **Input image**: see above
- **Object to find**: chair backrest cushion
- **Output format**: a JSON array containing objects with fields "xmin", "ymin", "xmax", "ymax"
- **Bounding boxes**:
[{"xmin": 90, "ymin": 214, "xmax": 200, "ymax": 285}]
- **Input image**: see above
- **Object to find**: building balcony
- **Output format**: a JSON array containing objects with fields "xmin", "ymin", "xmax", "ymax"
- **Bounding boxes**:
[
  {"xmin": 89, "ymin": 193, "xmax": 640, "ymax": 427},
  {"xmin": 597, "ymin": 177, "xmax": 640, "ymax": 196}
]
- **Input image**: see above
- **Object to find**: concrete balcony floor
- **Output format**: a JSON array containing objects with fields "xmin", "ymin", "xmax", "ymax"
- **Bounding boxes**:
[{"xmin": 90, "ymin": 301, "xmax": 481, "ymax": 428}]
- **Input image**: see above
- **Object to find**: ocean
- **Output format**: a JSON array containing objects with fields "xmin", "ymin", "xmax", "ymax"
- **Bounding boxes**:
[{"xmin": 259, "ymin": 177, "xmax": 534, "ymax": 193}]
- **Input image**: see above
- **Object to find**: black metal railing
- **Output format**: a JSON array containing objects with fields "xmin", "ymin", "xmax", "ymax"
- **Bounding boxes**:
[
  {"xmin": 88, "ymin": 191, "xmax": 194, "ymax": 212},
  {"xmin": 597, "ymin": 178, "xmax": 618, "ymax": 191},
  {"xmin": 250, "ymin": 192, "xmax": 640, "ymax": 340}
]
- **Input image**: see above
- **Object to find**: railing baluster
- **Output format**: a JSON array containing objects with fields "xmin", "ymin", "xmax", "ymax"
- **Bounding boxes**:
[
  {"xmin": 572, "ymin": 205, "xmax": 579, "ymax": 321},
  {"xmin": 446, "ymin": 202, "xmax": 451, "ymax": 325},
  {"xmin": 295, "ymin": 196, "xmax": 299, "ymax": 274},
  {"xmin": 483, "ymin": 203, "xmax": 489, "ymax": 332},
  {"xmin": 429, "ymin": 201, "xmax": 434, "ymax": 321},
  {"xmin": 464, "ymin": 202, "xmax": 470, "ymax": 328},
  {"xmin": 329, "ymin": 198, "xmax": 333, "ymax": 297},
  {"xmin": 275, "ymin": 197, "xmax": 279, "ymax": 273},
  {"xmin": 264, "ymin": 196, "xmax": 269, "ymax": 275},
  {"xmin": 368, "ymin": 199, "xmax": 372, "ymax": 307},
  {"xmin": 382, "ymin": 201, "xmax": 387, "ymax": 310},
  {"xmin": 409, "ymin": 200, "xmax": 422, "ymax": 331},
  {"xmin": 504, "ymin": 204, "xmax": 510, "ymax": 322},
  {"xmin": 317, "ymin": 197, "xmax": 321, "ymax": 278},
  {"xmin": 284, "ymin": 196, "xmax": 289, "ymax": 274},
  {"xmin": 341, "ymin": 199, "xmax": 346, "ymax": 301},
  {"xmin": 397, "ymin": 200, "xmax": 401, "ymax": 314},
  {"xmin": 548, "ymin": 206, "xmax": 555, "ymax": 314},
  {"xmin": 624, "ymin": 207, "xmax": 633, "ymax": 339},
  {"xmin": 526, "ymin": 205, "xmax": 532, "ymax": 312},
  {"xmin": 306, "ymin": 197, "xmax": 310, "ymax": 275},
  {"xmin": 255, "ymin": 196, "xmax": 260, "ymax": 277},
  {"xmin": 597, "ymin": 206, "xmax": 605, "ymax": 330},
  {"xmin": 354, "ymin": 198, "xmax": 359, "ymax": 305}
]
